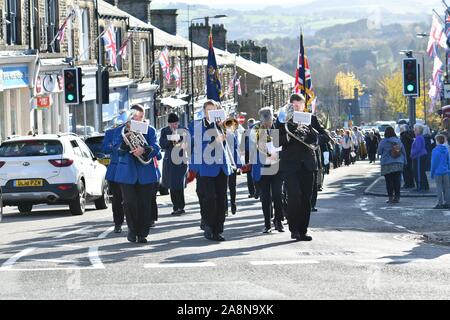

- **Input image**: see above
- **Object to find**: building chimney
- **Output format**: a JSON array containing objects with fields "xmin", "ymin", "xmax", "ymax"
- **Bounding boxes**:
[
  {"xmin": 150, "ymin": 9, "xmax": 178, "ymax": 35},
  {"xmin": 261, "ymin": 47, "xmax": 268, "ymax": 63},
  {"xmin": 114, "ymin": 0, "xmax": 152, "ymax": 24},
  {"xmin": 212, "ymin": 24, "xmax": 227, "ymax": 50},
  {"xmin": 189, "ymin": 23, "xmax": 211, "ymax": 50},
  {"xmin": 227, "ymin": 40, "xmax": 240, "ymax": 55}
]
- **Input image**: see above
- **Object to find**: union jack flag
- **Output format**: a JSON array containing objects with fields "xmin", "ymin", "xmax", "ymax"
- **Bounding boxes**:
[
  {"xmin": 294, "ymin": 32, "xmax": 315, "ymax": 105},
  {"xmin": 55, "ymin": 9, "xmax": 76, "ymax": 44},
  {"xmin": 159, "ymin": 47, "xmax": 171, "ymax": 83},
  {"xmin": 102, "ymin": 23, "xmax": 117, "ymax": 67},
  {"xmin": 117, "ymin": 33, "xmax": 133, "ymax": 60}
]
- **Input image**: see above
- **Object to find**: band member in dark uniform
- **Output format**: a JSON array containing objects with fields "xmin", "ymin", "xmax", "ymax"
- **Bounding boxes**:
[
  {"xmin": 275, "ymin": 94, "xmax": 330, "ymax": 241},
  {"xmin": 191, "ymin": 100, "xmax": 234, "ymax": 242},
  {"xmin": 251, "ymin": 107, "xmax": 284, "ymax": 234},
  {"xmin": 102, "ymin": 120, "xmax": 125, "ymax": 233},
  {"xmin": 160, "ymin": 113, "xmax": 189, "ymax": 216},
  {"xmin": 114, "ymin": 104, "xmax": 161, "ymax": 244}
]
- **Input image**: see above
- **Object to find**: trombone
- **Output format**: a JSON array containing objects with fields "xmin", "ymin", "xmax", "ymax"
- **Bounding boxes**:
[{"xmin": 212, "ymin": 112, "xmax": 238, "ymax": 171}]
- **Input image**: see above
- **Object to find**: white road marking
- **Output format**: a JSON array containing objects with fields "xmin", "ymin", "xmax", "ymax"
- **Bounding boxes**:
[
  {"xmin": 0, "ymin": 248, "xmax": 36, "ymax": 270},
  {"xmin": 0, "ymin": 267, "xmax": 102, "ymax": 272},
  {"xmin": 30, "ymin": 259, "xmax": 77, "ymax": 264},
  {"xmin": 54, "ymin": 226, "xmax": 92, "ymax": 239},
  {"xmin": 250, "ymin": 260, "xmax": 320, "ymax": 266},
  {"xmin": 144, "ymin": 262, "xmax": 216, "ymax": 268},
  {"xmin": 88, "ymin": 226, "xmax": 115, "ymax": 269}
]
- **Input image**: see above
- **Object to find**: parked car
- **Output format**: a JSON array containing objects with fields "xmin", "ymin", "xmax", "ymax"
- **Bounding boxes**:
[{"xmin": 0, "ymin": 134, "xmax": 109, "ymax": 215}]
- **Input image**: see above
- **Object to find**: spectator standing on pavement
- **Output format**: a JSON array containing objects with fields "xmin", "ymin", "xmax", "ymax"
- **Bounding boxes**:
[
  {"xmin": 377, "ymin": 126, "xmax": 406, "ymax": 204},
  {"xmin": 341, "ymin": 130, "xmax": 354, "ymax": 166},
  {"xmin": 430, "ymin": 135, "xmax": 450, "ymax": 209},
  {"xmin": 365, "ymin": 131, "xmax": 378, "ymax": 164},
  {"xmin": 411, "ymin": 124, "xmax": 430, "ymax": 192},
  {"xmin": 400, "ymin": 124, "xmax": 415, "ymax": 189}
]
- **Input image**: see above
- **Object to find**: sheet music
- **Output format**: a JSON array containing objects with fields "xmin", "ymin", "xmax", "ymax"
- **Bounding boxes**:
[
  {"xmin": 130, "ymin": 120, "xmax": 149, "ymax": 134},
  {"xmin": 208, "ymin": 109, "xmax": 227, "ymax": 123},
  {"xmin": 293, "ymin": 112, "xmax": 312, "ymax": 126}
]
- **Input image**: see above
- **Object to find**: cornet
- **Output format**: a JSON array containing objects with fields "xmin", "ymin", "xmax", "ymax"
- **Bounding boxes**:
[{"xmin": 121, "ymin": 122, "xmax": 154, "ymax": 165}]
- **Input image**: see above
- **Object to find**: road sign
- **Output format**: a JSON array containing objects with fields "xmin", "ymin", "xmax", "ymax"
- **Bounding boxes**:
[
  {"xmin": 238, "ymin": 115, "xmax": 246, "ymax": 125},
  {"xmin": 36, "ymin": 95, "xmax": 51, "ymax": 109}
]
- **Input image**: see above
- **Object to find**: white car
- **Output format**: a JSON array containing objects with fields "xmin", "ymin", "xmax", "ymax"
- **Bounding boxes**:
[{"xmin": 0, "ymin": 134, "xmax": 108, "ymax": 215}]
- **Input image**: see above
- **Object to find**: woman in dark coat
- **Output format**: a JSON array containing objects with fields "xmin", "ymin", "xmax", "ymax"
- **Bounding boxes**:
[
  {"xmin": 365, "ymin": 131, "xmax": 379, "ymax": 163},
  {"xmin": 159, "ymin": 113, "xmax": 189, "ymax": 215}
]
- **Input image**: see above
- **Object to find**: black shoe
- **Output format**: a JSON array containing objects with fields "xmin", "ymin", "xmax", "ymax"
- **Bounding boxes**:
[
  {"xmin": 274, "ymin": 220, "xmax": 285, "ymax": 233},
  {"xmin": 262, "ymin": 227, "xmax": 272, "ymax": 234},
  {"xmin": 291, "ymin": 232, "xmax": 301, "ymax": 240},
  {"xmin": 299, "ymin": 234, "xmax": 313, "ymax": 241},
  {"xmin": 127, "ymin": 233, "xmax": 137, "ymax": 243},
  {"xmin": 179, "ymin": 209, "xmax": 186, "ymax": 215},
  {"xmin": 254, "ymin": 194, "xmax": 260, "ymax": 200},
  {"xmin": 171, "ymin": 209, "xmax": 182, "ymax": 216},
  {"xmin": 204, "ymin": 226, "xmax": 213, "ymax": 240},
  {"xmin": 311, "ymin": 208, "xmax": 318, "ymax": 212},
  {"xmin": 248, "ymin": 194, "xmax": 255, "ymax": 198},
  {"xmin": 138, "ymin": 237, "xmax": 148, "ymax": 244},
  {"xmin": 114, "ymin": 225, "xmax": 122, "ymax": 233},
  {"xmin": 212, "ymin": 233, "xmax": 226, "ymax": 242},
  {"xmin": 149, "ymin": 221, "xmax": 156, "ymax": 228}
]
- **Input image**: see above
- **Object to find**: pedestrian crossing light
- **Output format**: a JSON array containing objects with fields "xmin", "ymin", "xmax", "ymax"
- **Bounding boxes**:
[
  {"xmin": 63, "ymin": 67, "xmax": 83, "ymax": 105},
  {"xmin": 402, "ymin": 58, "xmax": 419, "ymax": 97}
]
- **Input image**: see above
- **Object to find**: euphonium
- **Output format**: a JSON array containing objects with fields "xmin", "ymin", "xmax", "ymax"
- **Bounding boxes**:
[{"xmin": 121, "ymin": 123, "xmax": 154, "ymax": 165}]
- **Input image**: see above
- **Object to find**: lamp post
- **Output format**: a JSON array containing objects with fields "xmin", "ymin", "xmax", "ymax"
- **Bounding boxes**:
[{"xmin": 189, "ymin": 14, "xmax": 227, "ymax": 119}]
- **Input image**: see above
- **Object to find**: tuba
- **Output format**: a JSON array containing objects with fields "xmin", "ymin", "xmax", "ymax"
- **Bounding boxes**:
[
  {"xmin": 278, "ymin": 103, "xmax": 319, "ymax": 151},
  {"xmin": 121, "ymin": 122, "xmax": 154, "ymax": 165}
]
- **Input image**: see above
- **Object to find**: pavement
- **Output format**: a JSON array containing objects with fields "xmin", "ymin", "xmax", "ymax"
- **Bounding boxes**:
[{"xmin": 1, "ymin": 161, "xmax": 450, "ymax": 300}]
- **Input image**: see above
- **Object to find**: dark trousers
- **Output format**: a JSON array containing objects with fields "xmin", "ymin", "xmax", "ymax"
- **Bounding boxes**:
[
  {"xmin": 403, "ymin": 159, "xmax": 415, "ymax": 188},
  {"xmin": 413, "ymin": 155, "xmax": 429, "ymax": 191},
  {"xmin": 311, "ymin": 171, "xmax": 318, "ymax": 209},
  {"xmin": 343, "ymin": 148, "xmax": 351, "ymax": 166},
  {"xmin": 368, "ymin": 151, "xmax": 376, "ymax": 163},
  {"xmin": 384, "ymin": 171, "xmax": 401, "ymax": 198},
  {"xmin": 151, "ymin": 183, "xmax": 159, "ymax": 221},
  {"xmin": 170, "ymin": 189, "xmax": 185, "ymax": 211},
  {"xmin": 109, "ymin": 181, "xmax": 124, "ymax": 227},
  {"xmin": 284, "ymin": 166, "xmax": 314, "ymax": 235},
  {"xmin": 197, "ymin": 171, "xmax": 228, "ymax": 235},
  {"xmin": 120, "ymin": 183, "xmax": 155, "ymax": 238},
  {"xmin": 257, "ymin": 173, "xmax": 283, "ymax": 229},
  {"xmin": 226, "ymin": 172, "xmax": 237, "ymax": 211},
  {"xmin": 247, "ymin": 172, "xmax": 259, "ymax": 196}
]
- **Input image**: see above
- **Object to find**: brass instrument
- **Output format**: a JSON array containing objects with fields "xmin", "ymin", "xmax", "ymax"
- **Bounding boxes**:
[
  {"xmin": 223, "ymin": 117, "xmax": 239, "ymax": 133},
  {"xmin": 253, "ymin": 122, "xmax": 273, "ymax": 157},
  {"xmin": 210, "ymin": 112, "xmax": 238, "ymax": 171},
  {"xmin": 121, "ymin": 122, "xmax": 154, "ymax": 165},
  {"xmin": 279, "ymin": 104, "xmax": 319, "ymax": 151}
]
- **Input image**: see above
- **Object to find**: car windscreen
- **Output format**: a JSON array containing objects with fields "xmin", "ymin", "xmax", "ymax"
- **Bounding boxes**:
[
  {"xmin": 0, "ymin": 140, "xmax": 63, "ymax": 157},
  {"xmin": 84, "ymin": 137, "xmax": 104, "ymax": 157}
]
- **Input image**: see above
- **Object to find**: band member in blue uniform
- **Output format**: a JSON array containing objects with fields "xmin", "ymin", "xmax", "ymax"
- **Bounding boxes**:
[
  {"xmin": 114, "ymin": 104, "xmax": 161, "ymax": 244},
  {"xmin": 191, "ymin": 100, "xmax": 234, "ymax": 241},
  {"xmin": 102, "ymin": 120, "xmax": 125, "ymax": 233},
  {"xmin": 250, "ymin": 107, "xmax": 284, "ymax": 234},
  {"xmin": 160, "ymin": 113, "xmax": 189, "ymax": 216}
]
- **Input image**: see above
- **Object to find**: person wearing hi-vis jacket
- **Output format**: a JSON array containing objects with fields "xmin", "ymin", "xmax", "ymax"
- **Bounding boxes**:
[{"xmin": 113, "ymin": 104, "xmax": 161, "ymax": 244}]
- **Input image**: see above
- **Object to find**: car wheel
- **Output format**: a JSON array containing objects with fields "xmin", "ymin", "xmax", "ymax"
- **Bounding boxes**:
[
  {"xmin": 70, "ymin": 180, "xmax": 86, "ymax": 216},
  {"xmin": 94, "ymin": 181, "xmax": 109, "ymax": 210},
  {"xmin": 18, "ymin": 203, "xmax": 33, "ymax": 213}
]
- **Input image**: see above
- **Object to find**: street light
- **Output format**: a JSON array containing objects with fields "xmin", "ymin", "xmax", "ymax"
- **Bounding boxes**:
[
  {"xmin": 189, "ymin": 15, "xmax": 228, "ymax": 119},
  {"xmin": 400, "ymin": 48, "xmax": 427, "ymax": 124}
]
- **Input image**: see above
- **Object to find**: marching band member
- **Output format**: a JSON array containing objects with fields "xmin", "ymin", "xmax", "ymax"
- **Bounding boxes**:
[
  {"xmin": 244, "ymin": 118, "xmax": 260, "ymax": 199},
  {"xmin": 224, "ymin": 117, "xmax": 242, "ymax": 216},
  {"xmin": 191, "ymin": 100, "xmax": 234, "ymax": 242},
  {"xmin": 250, "ymin": 107, "xmax": 284, "ymax": 234},
  {"xmin": 275, "ymin": 94, "xmax": 329, "ymax": 241},
  {"xmin": 113, "ymin": 104, "xmax": 161, "ymax": 244},
  {"xmin": 159, "ymin": 113, "xmax": 189, "ymax": 216}
]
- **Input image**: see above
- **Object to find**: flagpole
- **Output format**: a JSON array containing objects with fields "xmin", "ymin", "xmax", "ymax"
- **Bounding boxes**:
[{"xmin": 300, "ymin": 30, "xmax": 308, "ymax": 107}]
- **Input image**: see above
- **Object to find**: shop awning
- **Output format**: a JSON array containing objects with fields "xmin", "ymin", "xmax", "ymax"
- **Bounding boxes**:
[{"xmin": 161, "ymin": 97, "xmax": 188, "ymax": 108}]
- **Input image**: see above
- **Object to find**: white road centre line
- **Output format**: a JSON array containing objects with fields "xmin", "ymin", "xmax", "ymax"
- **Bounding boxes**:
[
  {"xmin": 0, "ymin": 248, "xmax": 37, "ymax": 271},
  {"xmin": 144, "ymin": 262, "xmax": 216, "ymax": 268},
  {"xmin": 250, "ymin": 260, "xmax": 320, "ymax": 266},
  {"xmin": 88, "ymin": 227, "xmax": 115, "ymax": 269}
]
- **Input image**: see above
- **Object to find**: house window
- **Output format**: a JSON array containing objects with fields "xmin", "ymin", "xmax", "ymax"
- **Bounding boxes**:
[
  {"xmin": 5, "ymin": 0, "xmax": 20, "ymax": 45},
  {"xmin": 31, "ymin": 0, "xmax": 40, "ymax": 49},
  {"xmin": 140, "ymin": 39, "xmax": 148, "ymax": 78},
  {"xmin": 45, "ymin": 0, "xmax": 59, "ymax": 52},
  {"xmin": 79, "ymin": 9, "xmax": 90, "ymax": 61}
]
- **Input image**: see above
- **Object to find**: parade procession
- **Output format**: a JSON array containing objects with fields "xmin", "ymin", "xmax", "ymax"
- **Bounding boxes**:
[{"xmin": 2, "ymin": 0, "xmax": 450, "ymax": 304}]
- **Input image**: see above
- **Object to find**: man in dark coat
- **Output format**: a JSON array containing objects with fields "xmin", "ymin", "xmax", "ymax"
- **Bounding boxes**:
[
  {"xmin": 400, "ymin": 124, "xmax": 415, "ymax": 189},
  {"xmin": 159, "ymin": 113, "xmax": 189, "ymax": 215},
  {"xmin": 365, "ymin": 131, "xmax": 379, "ymax": 164}
]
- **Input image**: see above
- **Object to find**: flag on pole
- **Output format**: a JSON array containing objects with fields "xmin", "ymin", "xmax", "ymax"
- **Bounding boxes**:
[
  {"xmin": 158, "ymin": 46, "xmax": 171, "ymax": 83},
  {"xmin": 433, "ymin": 55, "xmax": 443, "ymax": 86},
  {"xmin": 236, "ymin": 76, "xmax": 242, "ymax": 96},
  {"xmin": 56, "ymin": 9, "xmax": 76, "ymax": 44},
  {"xmin": 118, "ymin": 32, "xmax": 133, "ymax": 60},
  {"xmin": 427, "ymin": 15, "xmax": 447, "ymax": 57},
  {"xmin": 102, "ymin": 23, "xmax": 117, "ymax": 67},
  {"xmin": 206, "ymin": 32, "xmax": 222, "ymax": 102},
  {"xmin": 172, "ymin": 60, "xmax": 182, "ymax": 93},
  {"xmin": 295, "ymin": 32, "xmax": 315, "ymax": 106}
]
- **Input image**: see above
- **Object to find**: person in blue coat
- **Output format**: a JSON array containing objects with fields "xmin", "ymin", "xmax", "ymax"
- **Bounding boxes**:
[
  {"xmin": 159, "ymin": 113, "xmax": 189, "ymax": 216},
  {"xmin": 113, "ymin": 104, "xmax": 161, "ymax": 244},
  {"xmin": 102, "ymin": 122, "xmax": 125, "ymax": 234},
  {"xmin": 430, "ymin": 135, "xmax": 450, "ymax": 209},
  {"xmin": 191, "ymin": 100, "xmax": 234, "ymax": 242},
  {"xmin": 250, "ymin": 107, "xmax": 284, "ymax": 234}
]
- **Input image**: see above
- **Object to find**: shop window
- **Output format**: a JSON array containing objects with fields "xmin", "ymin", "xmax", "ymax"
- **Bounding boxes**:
[{"xmin": 5, "ymin": 0, "xmax": 20, "ymax": 45}]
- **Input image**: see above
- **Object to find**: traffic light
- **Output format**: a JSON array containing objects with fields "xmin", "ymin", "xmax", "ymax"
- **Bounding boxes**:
[
  {"xmin": 402, "ymin": 58, "xmax": 419, "ymax": 97},
  {"xmin": 96, "ymin": 70, "xmax": 109, "ymax": 104},
  {"xmin": 63, "ymin": 68, "xmax": 83, "ymax": 104}
]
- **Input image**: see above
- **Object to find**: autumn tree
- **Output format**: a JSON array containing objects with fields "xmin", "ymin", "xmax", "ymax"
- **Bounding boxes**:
[{"xmin": 335, "ymin": 72, "xmax": 363, "ymax": 99}]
